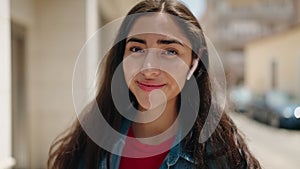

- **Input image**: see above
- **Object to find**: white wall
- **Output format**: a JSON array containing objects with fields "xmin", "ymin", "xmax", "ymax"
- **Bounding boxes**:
[
  {"xmin": 29, "ymin": 0, "xmax": 87, "ymax": 167},
  {"xmin": 11, "ymin": 0, "xmax": 88, "ymax": 168},
  {"xmin": 0, "ymin": 0, "xmax": 15, "ymax": 168},
  {"xmin": 10, "ymin": 0, "xmax": 36, "ymax": 167}
]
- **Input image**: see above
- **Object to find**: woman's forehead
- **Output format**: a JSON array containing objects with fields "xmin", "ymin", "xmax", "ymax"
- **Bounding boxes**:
[{"xmin": 127, "ymin": 13, "xmax": 192, "ymax": 48}]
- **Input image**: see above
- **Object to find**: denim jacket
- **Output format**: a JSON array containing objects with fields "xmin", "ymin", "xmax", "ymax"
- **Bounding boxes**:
[{"xmin": 79, "ymin": 118, "xmax": 245, "ymax": 169}]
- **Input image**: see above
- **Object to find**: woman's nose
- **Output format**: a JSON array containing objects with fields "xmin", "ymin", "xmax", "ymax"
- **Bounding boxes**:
[{"xmin": 140, "ymin": 49, "xmax": 161, "ymax": 77}]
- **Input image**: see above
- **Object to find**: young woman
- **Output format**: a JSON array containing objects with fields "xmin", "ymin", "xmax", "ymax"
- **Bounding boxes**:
[{"xmin": 48, "ymin": 0, "xmax": 261, "ymax": 168}]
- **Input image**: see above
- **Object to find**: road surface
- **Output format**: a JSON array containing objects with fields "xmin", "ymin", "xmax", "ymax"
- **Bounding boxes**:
[{"xmin": 229, "ymin": 112, "xmax": 300, "ymax": 169}]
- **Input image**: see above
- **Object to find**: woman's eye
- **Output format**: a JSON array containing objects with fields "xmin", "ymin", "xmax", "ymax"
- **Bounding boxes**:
[
  {"xmin": 129, "ymin": 47, "xmax": 144, "ymax": 53},
  {"xmin": 162, "ymin": 49, "xmax": 178, "ymax": 56}
]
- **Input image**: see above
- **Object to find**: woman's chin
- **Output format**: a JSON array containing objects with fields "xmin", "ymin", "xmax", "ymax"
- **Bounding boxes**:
[
  {"xmin": 137, "ymin": 102, "xmax": 151, "ymax": 111},
  {"xmin": 138, "ymin": 101, "xmax": 166, "ymax": 112}
]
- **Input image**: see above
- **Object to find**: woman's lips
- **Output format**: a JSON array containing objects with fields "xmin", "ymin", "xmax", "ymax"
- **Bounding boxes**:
[{"xmin": 136, "ymin": 81, "xmax": 166, "ymax": 92}]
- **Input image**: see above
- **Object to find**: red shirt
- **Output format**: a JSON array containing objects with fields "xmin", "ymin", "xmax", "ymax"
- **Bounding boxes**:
[{"xmin": 119, "ymin": 126, "xmax": 175, "ymax": 169}]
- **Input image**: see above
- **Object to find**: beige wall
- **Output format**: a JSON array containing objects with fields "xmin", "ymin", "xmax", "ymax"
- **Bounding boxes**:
[
  {"xmin": 245, "ymin": 26, "xmax": 300, "ymax": 97},
  {"xmin": 99, "ymin": 0, "xmax": 140, "ymax": 24},
  {"xmin": 11, "ymin": 0, "xmax": 87, "ymax": 168},
  {"xmin": 229, "ymin": 0, "xmax": 258, "ymax": 8}
]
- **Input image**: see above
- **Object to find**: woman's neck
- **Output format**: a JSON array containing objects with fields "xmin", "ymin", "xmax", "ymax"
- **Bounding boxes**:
[{"xmin": 132, "ymin": 97, "xmax": 178, "ymax": 139}]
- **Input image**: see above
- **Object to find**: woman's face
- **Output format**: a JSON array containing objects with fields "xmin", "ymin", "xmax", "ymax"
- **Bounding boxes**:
[{"xmin": 123, "ymin": 13, "xmax": 193, "ymax": 110}]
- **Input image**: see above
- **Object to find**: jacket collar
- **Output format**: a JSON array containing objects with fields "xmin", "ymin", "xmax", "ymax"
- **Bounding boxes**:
[
  {"xmin": 113, "ymin": 117, "xmax": 196, "ymax": 168},
  {"xmin": 165, "ymin": 129, "xmax": 195, "ymax": 167}
]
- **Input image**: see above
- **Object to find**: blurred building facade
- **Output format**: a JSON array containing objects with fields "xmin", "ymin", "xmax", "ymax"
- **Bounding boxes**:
[
  {"xmin": 245, "ymin": 24, "xmax": 300, "ymax": 98},
  {"xmin": 201, "ymin": 0, "xmax": 300, "ymax": 86}
]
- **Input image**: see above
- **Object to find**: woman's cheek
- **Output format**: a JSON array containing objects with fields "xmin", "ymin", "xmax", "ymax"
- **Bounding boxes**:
[
  {"xmin": 122, "ymin": 55, "xmax": 143, "ymax": 87},
  {"xmin": 160, "ymin": 59, "xmax": 190, "ymax": 91}
]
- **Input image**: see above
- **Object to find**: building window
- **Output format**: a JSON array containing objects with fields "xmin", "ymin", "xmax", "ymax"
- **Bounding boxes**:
[
  {"xmin": 271, "ymin": 59, "xmax": 278, "ymax": 89},
  {"xmin": 298, "ymin": 55, "xmax": 300, "ymax": 98}
]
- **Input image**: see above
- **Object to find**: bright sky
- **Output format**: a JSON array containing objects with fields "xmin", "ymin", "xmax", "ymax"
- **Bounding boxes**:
[{"xmin": 179, "ymin": 0, "xmax": 206, "ymax": 19}]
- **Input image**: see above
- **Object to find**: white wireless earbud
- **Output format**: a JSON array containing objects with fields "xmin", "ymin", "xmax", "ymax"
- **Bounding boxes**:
[{"xmin": 186, "ymin": 59, "xmax": 199, "ymax": 80}]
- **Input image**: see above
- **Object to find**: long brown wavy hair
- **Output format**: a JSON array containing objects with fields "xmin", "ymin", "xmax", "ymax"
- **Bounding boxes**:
[{"xmin": 48, "ymin": 0, "xmax": 261, "ymax": 168}]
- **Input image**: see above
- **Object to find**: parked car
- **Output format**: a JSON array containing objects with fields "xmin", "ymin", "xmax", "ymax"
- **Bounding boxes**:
[
  {"xmin": 248, "ymin": 90, "xmax": 300, "ymax": 129},
  {"xmin": 229, "ymin": 86, "xmax": 253, "ymax": 113}
]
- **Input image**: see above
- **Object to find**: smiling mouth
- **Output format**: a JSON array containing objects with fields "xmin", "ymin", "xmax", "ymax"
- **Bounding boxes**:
[{"xmin": 136, "ymin": 81, "xmax": 166, "ymax": 92}]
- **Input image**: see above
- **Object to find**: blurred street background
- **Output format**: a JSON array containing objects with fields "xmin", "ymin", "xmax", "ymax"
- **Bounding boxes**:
[{"xmin": 0, "ymin": 0, "xmax": 299, "ymax": 168}]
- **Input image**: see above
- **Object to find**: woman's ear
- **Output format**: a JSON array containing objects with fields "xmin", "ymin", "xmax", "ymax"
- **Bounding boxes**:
[
  {"xmin": 186, "ymin": 59, "xmax": 199, "ymax": 80},
  {"xmin": 186, "ymin": 48, "xmax": 205, "ymax": 80}
]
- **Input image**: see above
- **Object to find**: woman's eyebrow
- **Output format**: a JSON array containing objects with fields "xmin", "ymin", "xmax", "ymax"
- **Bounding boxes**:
[
  {"xmin": 126, "ymin": 37, "xmax": 146, "ymax": 44},
  {"xmin": 126, "ymin": 37, "xmax": 184, "ymax": 47},
  {"xmin": 157, "ymin": 39, "xmax": 184, "ymax": 47}
]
